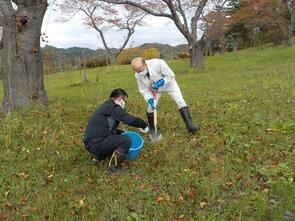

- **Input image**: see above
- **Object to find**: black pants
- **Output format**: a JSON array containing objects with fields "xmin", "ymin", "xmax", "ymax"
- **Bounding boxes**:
[{"xmin": 86, "ymin": 135, "xmax": 132, "ymax": 160}]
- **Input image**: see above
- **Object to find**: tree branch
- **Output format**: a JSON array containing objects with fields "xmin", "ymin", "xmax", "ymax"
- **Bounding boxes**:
[
  {"xmin": 116, "ymin": 28, "xmax": 133, "ymax": 56},
  {"xmin": 202, "ymin": 0, "xmax": 229, "ymax": 41},
  {"xmin": 285, "ymin": 0, "xmax": 295, "ymax": 12},
  {"xmin": 100, "ymin": 0, "xmax": 173, "ymax": 18},
  {"xmin": 165, "ymin": 1, "xmax": 189, "ymax": 35},
  {"xmin": 176, "ymin": 0, "xmax": 189, "ymax": 31},
  {"xmin": 191, "ymin": 0, "xmax": 209, "ymax": 41},
  {"xmin": 84, "ymin": 6, "xmax": 111, "ymax": 53},
  {"xmin": 61, "ymin": 7, "xmax": 82, "ymax": 22},
  {"xmin": 0, "ymin": 0, "xmax": 15, "ymax": 17},
  {"xmin": 116, "ymin": 13, "xmax": 145, "ymax": 56},
  {"xmin": 277, "ymin": 21, "xmax": 286, "ymax": 34}
]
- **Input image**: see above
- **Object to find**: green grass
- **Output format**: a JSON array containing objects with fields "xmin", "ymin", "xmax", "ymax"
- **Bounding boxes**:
[{"xmin": 0, "ymin": 44, "xmax": 294, "ymax": 221}]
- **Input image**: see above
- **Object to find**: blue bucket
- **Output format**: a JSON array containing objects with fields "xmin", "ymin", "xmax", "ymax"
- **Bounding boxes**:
[{"xmin": 123, "ymin": 131, "xmax": 144, "ymax": 160}]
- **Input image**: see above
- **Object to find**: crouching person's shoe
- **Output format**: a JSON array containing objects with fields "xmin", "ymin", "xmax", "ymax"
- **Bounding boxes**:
[
  {"xmin": 106, "ymin": 166, "xmax": 128, "ymax": 174},
  {"xmin": 106, "ymin": 150, "xmax": 128, "ymax": 175},
  {"xmin": 93, "ymin": 155, "xmax": 105, "ymax": 162}
]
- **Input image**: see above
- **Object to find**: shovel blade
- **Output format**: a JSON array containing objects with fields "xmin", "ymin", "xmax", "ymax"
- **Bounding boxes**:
[{"xmin": 149, "ymin": 133, "xmax": 163, "ymax": 143}]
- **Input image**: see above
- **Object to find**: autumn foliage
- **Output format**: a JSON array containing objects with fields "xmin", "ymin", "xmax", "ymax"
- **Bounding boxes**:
[
  {"xmin": 118, "ymin": 47, "xmax": 160, "ymax": 64},
  {"xmin": 228, "ymin": 0, "xmax": 294, "ymax": 47},
  {"xmin": 141, "ymin": 48, "xmax": 160, "ymax": 60}
]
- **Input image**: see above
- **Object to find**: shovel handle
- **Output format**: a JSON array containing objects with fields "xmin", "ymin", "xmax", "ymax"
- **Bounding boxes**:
[
  {"xmin": 150, "ymin": 86, "xmax": 158, "ymax": 131},
  {"xmin": 154, "ymin": 108, "xmax": 157, "ymax": 127}
]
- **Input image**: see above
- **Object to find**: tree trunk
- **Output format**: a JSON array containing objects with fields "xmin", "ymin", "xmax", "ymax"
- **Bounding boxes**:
[
  {"xmin": 189, "ymin": 41, "xmax": 205, "ymax": 69},
  {"xmin": 0, "ymin": 41, "xmax": 2, "ymax": 82},
  {"xmin": 0, "ymin": 14, "xmax": 3, "ymax": 80},
  {"xmin": 1, "ymin": 2, "xmax": 48, "ymax": 114},
  {"xmin": 0, "ymin": 46, "xmax": 2, "ymax": 80},
  {"xmin": 220, "ymin": 36, "xmax": 226, "ymax": 55},
  {"xmin": 82, "ymin": 55, "xmax": 89, "ymax": 82},
  {"xmin": 285, "ymin": 10, "xmax": 294, "ymax": 47}
]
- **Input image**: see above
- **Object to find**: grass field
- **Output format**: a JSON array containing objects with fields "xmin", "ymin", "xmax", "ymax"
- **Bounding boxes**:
[{"xmin": 0, "ymin": 44, "xmax": 294, "ymax": 221}]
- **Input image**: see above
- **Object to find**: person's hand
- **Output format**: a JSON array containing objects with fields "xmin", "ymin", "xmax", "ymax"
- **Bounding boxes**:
[
  {"xmin": 139, "ymin": 127, "xmax": 149, "ymax": 133},
  {"xmin": 151, "ymin": 79, "xmax": 165, "ymax": 90},
  {"xmin": 148, "ymin": 98, "xmax": 157, "ymax": 110}
]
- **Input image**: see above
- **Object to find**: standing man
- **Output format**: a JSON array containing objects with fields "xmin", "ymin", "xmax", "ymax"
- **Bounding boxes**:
[
  {"xmin": 83, "ymin": 88, "xmax": 148, "ymax": 174},
  {"xmin": 131, "ymin": 57, "xmax": 200, "ymax": 135}
]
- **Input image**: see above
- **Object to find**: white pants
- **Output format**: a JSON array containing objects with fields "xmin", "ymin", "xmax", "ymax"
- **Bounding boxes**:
[{"xmin": 147, "ymin": 79, "xmax": 187, "ymax": 113}]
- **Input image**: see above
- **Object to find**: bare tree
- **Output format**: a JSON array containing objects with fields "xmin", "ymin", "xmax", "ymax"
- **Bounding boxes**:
[
  {"xmin": 284, "ymin": 0, "xmax": 295, "ymax": 46},
  {"xmin": 200, "ymin": 1, "xmax": 229, "ymax": 55},
  {"xmin": 0, "ymin": 0, "xmax": 48, "ymax": 114},
  {"xmin": 60, "ymin": 0, "xmax": 146, "ymax": 62},
  {"xmin": 81, "ymin": 50, "xmax": 89, "ymax": 82},
  {"xmin": 0, "ymin": 13, "xmax": 3, "ymax": 80},
  {"xmin": 99, "ymin": 0, "xmax": 228, "ymax": 69}
]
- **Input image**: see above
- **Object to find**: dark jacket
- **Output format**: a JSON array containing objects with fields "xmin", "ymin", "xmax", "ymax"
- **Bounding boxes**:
[{"xmin": 83, "ymin": 99, "xmax": 147, "ymax": 145}]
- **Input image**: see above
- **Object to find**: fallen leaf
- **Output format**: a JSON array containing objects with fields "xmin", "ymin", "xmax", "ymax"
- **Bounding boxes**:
[
  {"xmin": 174, "ymin": 214, "xmax": 185, "ymax": 220},
  {"xmin": 236, "ymin": 173, "xmax": 243, "ymax": 181},
  {"xmin": 250, "ymin": 156, "xmax": 257, "ymax": 162},
  {"xmin": 152, "ymin": 184, "xmax": 160, "ymax": 192},
  {"xmin": 79, "ymin": 199, "xmax": 84, "ymax": 206},
  {"xmin": 21, "ymin": 214, "xmax": 29, "ymax": 218},
  {"xmin": 47, "ymin": 174, "xmax": 54, "ymax": 179},
  {"xmin": 87, "ymin": 177, "xmax": 94, "ymax": 184},
  {"xmin": 178, "ymin": 194, "xmax": 184, "ymax": 202},
  {"xmin": 217, "ymin": 199, "xmax": 224, "ymax": 203},
  {"xmin": 21, "ymin": 195, "xmax": 28, "ymax": 204},
  {"xmin": 15, "ymin": 145, "xmax": 22, "ymax": 153},
  {"xmin": 5, "ymin": 202, "xmax": 13, "ymax": 209},
  {"xmin": 269, "ymin": 199, "xmax": 276, "ymax": 207},
  {"xmin": 73, "ymin": 139, "xmax": 81, "ymax": 145},
  {"xmin": 209, "ymin": 155, "xmax": 218, "ymax": 163},
  {"xmin": 156, "ymin": 196, "xmax": 165, "ymax": 204},
  {"xmin": 225, "ymin": 181, "xmax": 233, "ymax": 188},
  {"xmin": 16, "ymin": 172, "xmax": 29, "ymax": 178},
  {"xmin": 200, "ymin": 202, "xmax": 207, "ymax": 208},
  {"xmin": 255, "ymin": 136, "xmax": 262, "ymax": 141}
]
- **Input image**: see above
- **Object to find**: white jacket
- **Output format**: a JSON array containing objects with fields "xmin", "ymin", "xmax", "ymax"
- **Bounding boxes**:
[{"xmin": 135, "ymin": 59, "xmax": 175, "ymax": 102}]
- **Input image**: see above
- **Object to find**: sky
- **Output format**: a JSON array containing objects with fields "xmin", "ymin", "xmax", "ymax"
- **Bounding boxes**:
[{"xmin": 40, "ymin": 2, "xmax": 188, "ymax": 50}]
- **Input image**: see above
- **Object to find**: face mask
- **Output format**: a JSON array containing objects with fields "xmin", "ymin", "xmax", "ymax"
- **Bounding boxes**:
[
  {"xmin": 116, "ymin": 98, "xmax": 125, "ymax": 109},
  {"xmin": 138, "ymin": 68, "xmax": 148, "ymax": 76}
]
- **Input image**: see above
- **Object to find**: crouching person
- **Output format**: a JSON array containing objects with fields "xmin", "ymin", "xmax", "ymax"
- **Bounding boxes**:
[{"xmin": 83, "ymin": 88, "xmax": 148, "ymax": 174}]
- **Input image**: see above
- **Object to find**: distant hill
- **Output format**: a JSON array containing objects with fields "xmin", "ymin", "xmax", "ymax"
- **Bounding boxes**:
[
  {"xmin": 42, "ymin": 46, "xmax": 98, "ymax": 67},
  {"xmin": 139, "ymin": 43, "xmax": 188, "ymax": 59},
  {"xmin": 41, "ymin": 43, "xmax": 188, "ymax": 67}
]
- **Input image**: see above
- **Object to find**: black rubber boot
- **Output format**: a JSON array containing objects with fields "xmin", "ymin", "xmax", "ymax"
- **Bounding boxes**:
[
  {"xmin": 179, "ymin": 106, "xmax": 200, "ymax": 134},
  {"xmin": 94, "ymin": 155, "xmax": 105, "ymax": 162},
  {"xmin": 146, "ymin": 112, "xmax": 155, "ymax": 133},
  {"xmin": 107, "ymin": 150, "xmax": 128, "ymax": 174}
]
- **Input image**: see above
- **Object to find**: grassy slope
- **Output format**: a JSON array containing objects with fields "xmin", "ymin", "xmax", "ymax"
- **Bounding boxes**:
[{"xmin": 0, "ymin": 45, "xmax": 294, "ymax": 221}]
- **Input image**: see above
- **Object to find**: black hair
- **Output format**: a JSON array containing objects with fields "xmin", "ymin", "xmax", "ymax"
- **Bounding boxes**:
[{"xmin": 110, "ymin": 88, "xmax": 128, "ymax": 99}]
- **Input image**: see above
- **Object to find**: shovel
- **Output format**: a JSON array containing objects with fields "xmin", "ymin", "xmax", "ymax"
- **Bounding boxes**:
[{"xmin": 149, "ymin": 89, "xmax": 162, "ymax": 143}]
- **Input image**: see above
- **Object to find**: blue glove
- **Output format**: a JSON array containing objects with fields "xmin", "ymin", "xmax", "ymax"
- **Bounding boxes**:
[
  {"xmin": 152, "ymin": 79, "xmax": 165, "ymax": 90},
  {"xmin": 148, "ymin": 98, "xmax": 156, "ymax": 110}
]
